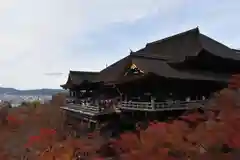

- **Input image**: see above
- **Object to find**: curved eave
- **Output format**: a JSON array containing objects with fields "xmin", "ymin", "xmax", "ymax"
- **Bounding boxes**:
[
  {"xmin": 60, "ymin": 73, "xmax": 74, "ymax": 89},
  {"xmin": 60, "ymin": 84, "xmax": 68, "ymax": 89},
  {"xmin": 60, "ymin": 82, "xmax": 74, "ymax": 89}
]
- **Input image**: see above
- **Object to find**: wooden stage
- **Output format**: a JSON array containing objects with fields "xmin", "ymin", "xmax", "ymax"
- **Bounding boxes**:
[{"xmin": 61, "ymin": 99, "xmax": 207, "ymax": 122}]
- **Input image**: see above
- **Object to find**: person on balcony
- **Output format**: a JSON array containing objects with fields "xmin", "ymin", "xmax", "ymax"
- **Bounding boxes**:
[{"xmin": 186, "ymin": 97, "xmax": 191, "ymax": 102}]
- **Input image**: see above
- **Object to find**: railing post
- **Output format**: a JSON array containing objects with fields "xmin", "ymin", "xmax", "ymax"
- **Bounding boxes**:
[
  {"xmin": 88, "ymin": 121, "xmax": 91, "ymax": 129},
  {"xmin": 151, "ymin": 97, "xmax": 155, "ymax": 110},
  {"xmin": 95, "ymin": 100, "xmax": 101, "ymax": 112}
]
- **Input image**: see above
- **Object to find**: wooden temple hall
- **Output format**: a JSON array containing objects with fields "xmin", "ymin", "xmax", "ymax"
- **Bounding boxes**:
[{"xmin": 60, "ymin": 27, "xmax": 240, "ymax": 125}]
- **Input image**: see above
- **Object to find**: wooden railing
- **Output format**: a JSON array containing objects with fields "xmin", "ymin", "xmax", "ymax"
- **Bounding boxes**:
[
  {"xmin": 61, "ymin": 103, "xmax": 120, "ymax": 116},
  {"xmin": 63, "ymin": 98, "xmax": 207, "ymax": 113},
  {"xmin": 121, "ymin": 101, "xmax": 153, "ymax": 111},
  {"xmin": 61, "ymin": 104, "xmax": 100, "ymax": 116},
  {"xmin": 121, "ymin": 100, "xmax": 207, "ymax": 111}
]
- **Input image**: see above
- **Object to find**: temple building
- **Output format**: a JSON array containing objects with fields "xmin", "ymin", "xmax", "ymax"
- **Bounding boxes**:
[{"xmin": 61, "ymin": 27, "xmax": 240, "ymax": 125}]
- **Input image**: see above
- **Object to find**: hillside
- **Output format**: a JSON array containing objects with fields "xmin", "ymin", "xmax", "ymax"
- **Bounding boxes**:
[{"xmin": 0, "ymin": 87, "xmax": 64, "ymax": 95}]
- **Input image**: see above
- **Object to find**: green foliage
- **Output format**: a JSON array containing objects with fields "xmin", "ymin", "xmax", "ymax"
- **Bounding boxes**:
[
  {"xmin": 21, "ymin": 100, "xmax": 41, "ymax": 107},
  {"xmin": 31, "ymin": 100, "xmax": 41, "ymax": 107}
]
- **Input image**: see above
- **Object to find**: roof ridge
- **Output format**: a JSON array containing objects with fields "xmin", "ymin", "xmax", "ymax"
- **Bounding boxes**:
[
  {"xmin": 146, "ymin": 27, "xmax": 199, "ymax": 46},
  {"xmin": 69, "ymin": 70, "xmax": 99, "ymax": 73},
  {"xmin": 99, "ymin": 55, "xmax": 131, "ymax": 72},
  {"xmin": 131, "ymin": 53, "xmax": 171, "ymax": 61},
  {"xmin": 232, "ymin": 49, "xmax": 240, "ymax": 52}
]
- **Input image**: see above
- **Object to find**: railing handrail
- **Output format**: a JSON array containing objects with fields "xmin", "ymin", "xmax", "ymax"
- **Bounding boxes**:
[
  {"xmin": 64, "ymin": 99, "xmax": 208, "ymax": 112},
  {"xmin": 120, "ymin": 99, "xmax": 208, "ymax": 111},
  {"xmin": 122, "ymin": 101, "xmax": 151, "ymax": 105}
]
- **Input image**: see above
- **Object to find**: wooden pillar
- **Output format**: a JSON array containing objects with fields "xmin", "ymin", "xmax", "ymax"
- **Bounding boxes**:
[
  {"xmin": 72, "ymin": 90, "xmax": 74, "ymax": 97},
  {"xmin": 124, "ymin": 95, "xmax": 128, "ymax": 101},
  {"xmin": 95, "ymin": 122, "xmax": 99, "ymax": 130},
  {"xmin": 88, "ymin": 121, "xmax": 91, "ymax": 129},
  {"xmin": 78, "ymin": 119, "xmax": 82, "ymax": 132},
  {"xmin": 92, "ymin": 122, "xmax": 96, "ymax": 130}
]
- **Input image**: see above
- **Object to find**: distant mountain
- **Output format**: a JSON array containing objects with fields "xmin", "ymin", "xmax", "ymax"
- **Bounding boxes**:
[{"xmin": 0, "ymin": 87, "xmax": 64, "ymax": 95}]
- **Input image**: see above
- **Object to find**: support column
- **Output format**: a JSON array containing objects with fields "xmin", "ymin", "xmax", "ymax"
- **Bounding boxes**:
[
  {"xmin": 124, "ymin": 95, "xmax": 128, "ymax": 101},
  {"xmin": 145, "ymin": 111, "xmax": 147, "ymax": 118},
  {"xmin": 95, "ymin": 122, "xmax": 99, "ymax": 130},
  {"xmin": 88, "ymin": 121, "xmax": 91, "ymax": 130},
  {"xmin": 91, "ymin": 122, "xmax": 96, "ymax": 131}
]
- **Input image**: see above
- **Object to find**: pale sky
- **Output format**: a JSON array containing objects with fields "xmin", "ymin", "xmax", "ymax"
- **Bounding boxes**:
[{"xmin": 0, "ymin": 0, "xmax": 239, "ymax": 89}]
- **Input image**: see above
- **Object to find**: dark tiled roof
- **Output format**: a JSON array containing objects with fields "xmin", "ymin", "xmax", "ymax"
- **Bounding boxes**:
[
  {"xmin": 69, "ymin": 71, "xmax": 99, "ymax": 84},
  {"xmin": 232, "ymin": 49, "xmax": 240, "ymax": 54},
  {"xmin": 132, "ymin": 28, "xmax": 202, "ymax": 62},
  {"xmin": 97, "ymin": 56, "xmax": 132, "ymax": 82},
  {"xmin": 131, "ymin": 56, "xmax": 229, "ymax": 82},
  {"xmin": 199, "ymin": 34, "xmax": 240, "ymax": 60},
  {"xmin": 97, "ymin": 55, "xmax": 230, "ymax": 84},
  {"xmin": 61, "ymin": 71, "xmax": 99, "ymax": 88},
  {"xmin": 62, "ymin": 27, "xmax": 238, "ymax": 87},
  {"xmin": 132, "ymin": 27, "xmax": 240, "ymax": 61}
]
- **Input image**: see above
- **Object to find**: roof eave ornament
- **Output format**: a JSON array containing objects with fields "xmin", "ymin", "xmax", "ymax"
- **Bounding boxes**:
[
  {"xmin": 196, "ymin": 26, "xmax": 200, "ymax": 33},
  {"xmin": 129, "ymin": 49, "xmax": 134, "ymax": 54}
]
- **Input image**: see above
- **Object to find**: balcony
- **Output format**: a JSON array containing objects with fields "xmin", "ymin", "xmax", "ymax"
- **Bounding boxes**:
[
  {"xmin": 120, "ymin": 100, "xmax": 207, "ymax": 111},
  {"xmin": 61, "ymin": 98, "xmax": 121, "ymax": 116},
  {"xmin": 62, "ymin": 97, "xmax": 207, "ymax": 114}
]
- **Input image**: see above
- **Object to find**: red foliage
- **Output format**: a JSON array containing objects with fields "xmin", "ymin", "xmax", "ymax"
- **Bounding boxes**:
[
  {"xmin": 228, "ymin": 74, "xmax": 240, "ymax": 89},
  {"xmin": 1, "ymin": 87, "xmax": 240, "ymax": 159},
  {"xmin": 103, "ymin": 89, "xmax": 240, "ymax": 159},
  {"xmin": 115, "ymin": 132, "xmax": 141, "ymax": 154},
  {"xmin": 24, "ymin": 128, "xmax": 57, "ymax": 149},
  {"xmin": 180, "ymin": 113, "xmax": 204, "ymax": 122},
  {"xmin": 40, "ymin": 128, "xmax": 56, "ymax": 136},
  {"xmin": 25, "ymin": 135, "xmax": 42, "ymax": 148},
  {"xmin": 6, "ymin": 115, "xmax": 23, "ymax": 126},
  {"xmin": 227, "ymin": 133, "xmax": 240, "ymax": 149}
]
